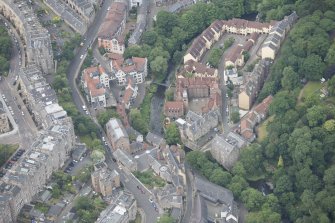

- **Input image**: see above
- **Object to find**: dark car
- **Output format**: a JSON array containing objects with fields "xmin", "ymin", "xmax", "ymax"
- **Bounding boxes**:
[
  {"xmin": 69, "ymin": 162, "xmax": 74, "ymax": 167},
  {"xmin": 11, "ymin": 157, "xmax": 18, "ymax": 161}
]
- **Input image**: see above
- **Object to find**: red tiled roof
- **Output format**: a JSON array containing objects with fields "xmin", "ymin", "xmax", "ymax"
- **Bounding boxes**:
[
  {"xmin": 98, "ymin": 2, "xmax": 127, "ymax": 39},
  {"xmin": 183, "ymin": 60, "xmax": 217, "ymax": 77},
  {"xmin": 254, "ymin": 95, "xmax": 273, "ymax": 115},
  {"xmin": 82, "ymin": 67, "xmax": 106, "ymax": 97},
  {"xmin": 164, "ymin": 101, "xmax": 184, "ymax": 112},
  {"xmin": 112, "ymin": 57, "xmax": 146, "ymax": 74},
  {"xmin": 226, "ymin": 45, "xmax": 244, "ymax": 63}
]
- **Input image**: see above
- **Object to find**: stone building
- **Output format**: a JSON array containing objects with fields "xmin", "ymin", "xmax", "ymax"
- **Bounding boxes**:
[
  {"xmin": 106, "ymin": 118, "xmax": 130, "ymax": 152},
  {"xmin": 210, "ymin": 132, "xmax": 247, "ymax": 170},
  {"xmin": 0, "ymin": 117, "xmax": 75, "ymax": 222},
  {"xmin": 98, "ymin": 2, "xmax": 127, "ymax": 54},
  {"xmin": 111, "ymin": 57, "xmax": 148, "ymax": 86},
  {"xmin": 97, "ymin": 191, "xmax": 137, "ymax": 223},
  {"xmin": 91, "ymin": 162, "xmax": 120, "ymax": 197},
  {"xmin": 0, "ymin": 0, "xmax": 54, "ymax": 74}
]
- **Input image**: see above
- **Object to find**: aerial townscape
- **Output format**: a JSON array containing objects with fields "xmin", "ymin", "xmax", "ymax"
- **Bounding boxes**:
[{"xmin": 0, "ymin": 0, "xmax": 335, "ymax": 223}]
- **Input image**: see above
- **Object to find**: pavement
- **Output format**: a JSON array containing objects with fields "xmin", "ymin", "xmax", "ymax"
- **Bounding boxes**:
[
  {"xmin": 65, "ymin": 0, "xmax": 113, "ymax": 115},
  {"xmin": 181, "ymin": 163, "xmax": 194, "ymax": 223},
  {"xmin": 0, "ymin": 17, "xmax": 38, "ymax": 147},
  {"xmin": 64, "ymin": 0, "xmax": 163, "ymax": 221}
]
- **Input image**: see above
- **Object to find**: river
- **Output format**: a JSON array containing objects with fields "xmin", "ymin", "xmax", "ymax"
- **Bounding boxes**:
[{"xmin": 149, "ymin": 64, "xmax": 175, "ymax": 136}]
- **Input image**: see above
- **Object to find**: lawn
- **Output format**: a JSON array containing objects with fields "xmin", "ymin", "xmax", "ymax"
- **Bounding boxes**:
[
  {"xmin": 256, "ymin": 116, "xmax": 274, "ymax": 142},
  {"xmin": 298, "ymin": 81, "xmax": 322, "ymax": 104},
  {"xmin": 0, "ymin": 144, "xmax": 19, "ymax": 167},
  {"xmin": 133, "ymin": 170, "xmax": 165, "ymax": 188}
]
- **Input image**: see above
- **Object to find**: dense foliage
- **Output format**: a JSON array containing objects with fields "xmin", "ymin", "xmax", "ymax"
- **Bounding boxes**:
[
  {"xmin": 184, "ymin": 0, "xmax": 335, "ymax": 222},
  {"xmin": 125, "ymin": 1, "xmax": 258, "ymax": 82},
  {"xmin": 164, "ymin": 123, "xmax": 181, "ymax": 145},
  {"xmin": 74, "ymin": 196, "xmax": 107, "ymax": 222},
  {"xmin": 0, "ymin": 25, "xmax": 12, "ymax": 75}
]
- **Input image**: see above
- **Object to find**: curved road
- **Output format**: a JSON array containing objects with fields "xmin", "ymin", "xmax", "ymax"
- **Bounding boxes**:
[{"xmin": 65, "ymin": 1, "xmax": 160, "ymax": 222}]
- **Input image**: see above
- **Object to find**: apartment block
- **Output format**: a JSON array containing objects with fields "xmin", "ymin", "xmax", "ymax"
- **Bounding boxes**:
[
  {"xmin": 0, "ymin": 0, "xmax": 54, "ymax": 73},
  {"xmin": 91, "ymin": 162, "xmax": 120, "ymax": 197}
]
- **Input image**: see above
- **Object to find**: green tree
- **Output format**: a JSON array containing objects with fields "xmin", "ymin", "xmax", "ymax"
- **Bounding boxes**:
[
  {"xmin": 129, "ymin": 109, "xmax": 148, "ymax": 135},
  {"xmin": 209, "ymin": 169, "xmax": 232, "ymax": 187},
  {"xmin": 165, "ymin": 123, "xmax": 181, "ymax": 145},
  {"xmin": 241, "ymin": 188, "xmax": 265, "ymax": 211},
  {"xmin": 323, "ymin": 119, "xmax": 335, "ymax": 132},
  {"xmin": 224, "ymin": 37, "xmax": 235, "ymax": 50},
  {"xmin": 269, "ymin": 91, "xmax": 296, "ymax": 115},
  {"xmin": 327, "ymin": 75, "xmax": 335, "ymax": 96},
  {"xmin": 150, "ymin": 56, "xmax": 168, "ymax": 80},
  {"xmin": 157, "ymin": 214, "xmax": 175, "ymax": 223},
  {"xmin": 246, "ymin": 209, "xmax": 281, "ymax": 223},
  {"xmin": 326, "ymin": 44, "xmax": 335, "ymax": 66},
  {"xmin": 165, "ymin": 88, "xmax": 174, "ymax": 101},
  {"xmin": 281, "ymin": 66, "xmax": 300, "ymax": 91},
  {"xmin": 301, "ymin": 54, "xmax": 326, "ymax": 81},
  {"xmin": 156, "ymin": 11, "xmax": 179, "ymax": 37},
  {"xmin": 141, "ymin": 31, "xmax": 158, "ymax": 46},
  {"xmin": 207, "ymin": 48, "xmax": 223, "ymax": 68},
  {"xmin": 230, "ymin": 111, "xmax": 240, "ymax": 123},
  {"xmin": 97, "ymin": 109, "xmax": 120, "ymax": 127},
  {"xmin": 306, "ymin": 105, "xmax": 327, "ymax": 127}
]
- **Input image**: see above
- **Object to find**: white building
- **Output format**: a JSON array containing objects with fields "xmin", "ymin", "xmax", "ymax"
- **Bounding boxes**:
[
  {"xmin": 111, "ymin": 57, "xmax": 148, "ymax": 86},
  {"xmin": 81, "ymin": 66, "xmax": 109, "ymax": 107},
  {"xmin": 129, "ymin": 0, "xmax": 142, "ymax": 7}
]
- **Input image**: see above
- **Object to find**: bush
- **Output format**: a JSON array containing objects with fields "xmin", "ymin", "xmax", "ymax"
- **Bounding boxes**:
[{"xmin": 207, "ymin": 48, "xmax": 223, "ymax": 68}]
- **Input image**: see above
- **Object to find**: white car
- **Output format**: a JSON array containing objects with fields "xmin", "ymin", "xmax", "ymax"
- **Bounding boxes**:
[
  {"xmin": 107, "ymin": 7, "xmax": 110, "ymax": 10},
  {"xmin": 21, "ymin": 111, "xmax": 24, "ymax": 116},
  {"xmin": 80, "ymin": 54, "xmax": 84, "ymax": 59},
  {"xmin": 2, "ymin": 94, "xmax": 5, "ymax": 99},
  {"xmin": 85, "ymin": 110, "xmax": 90, "ymax": 115},
  {"xmin": 82, "ymin": 105, "xmax": 87, "ymax": 111}
]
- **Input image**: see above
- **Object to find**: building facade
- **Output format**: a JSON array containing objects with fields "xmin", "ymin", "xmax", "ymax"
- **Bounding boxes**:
[
  {"xmin": 81, "ymin": 66, "xmax": 108, "ymax": 107},
  {"xmin": 111, "ymin": 57, "xmax": 148, "ymax": 86},
  {"xmin": 106, "ymin": 118, "xmax": 130, "ymax": 152},
  {"xmin": 97, "ymin": 2, "xmax": 127, "ymax": 54},
  {"xmin": 91, "ymin": 162, "xmax": 120, "ymax": 197}
]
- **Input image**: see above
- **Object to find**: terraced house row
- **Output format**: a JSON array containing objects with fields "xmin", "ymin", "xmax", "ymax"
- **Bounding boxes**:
[
  {"xmin": 0, "ymin": 0, "xmax": 54, "ymax": 74},
  {"xmin": 0, "ymin": 65, "xmax": 76, "ymax": 222}
]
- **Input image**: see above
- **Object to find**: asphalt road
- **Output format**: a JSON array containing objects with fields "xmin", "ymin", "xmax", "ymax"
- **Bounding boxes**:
[
  {"xmin": 181, "ymin": 164, "xmax": 194, "ymax": 223},
  {"xmin": 103, "ymin": 142, "xmax": 161, "ymax": 223},
  {"xmin": 65, "ymin": 1, "xmax": 161, "ymax": 221},
  {"xmin": 0, "ymin": 17, "xmax": 38, "ymax": 146},
  {"xmin": 65, "ymin": 0, "xmax": 115, "ymax": 114}
]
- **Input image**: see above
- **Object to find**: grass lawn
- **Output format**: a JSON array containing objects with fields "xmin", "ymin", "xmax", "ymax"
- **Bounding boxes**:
[
  {"xmin": 256, "ymin": 116, "xmax": 274, "ymax": 142},
  {"xmin": 0, "ymin": 144, "xmax": 19, "ymax": 167},
  {"xmin": 133, "ymin": 170, "xmax": 165, "ymax": 188},
  {"xmin": 298, "ymin": 81, "xmax": 322, "ymax": 104}
]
